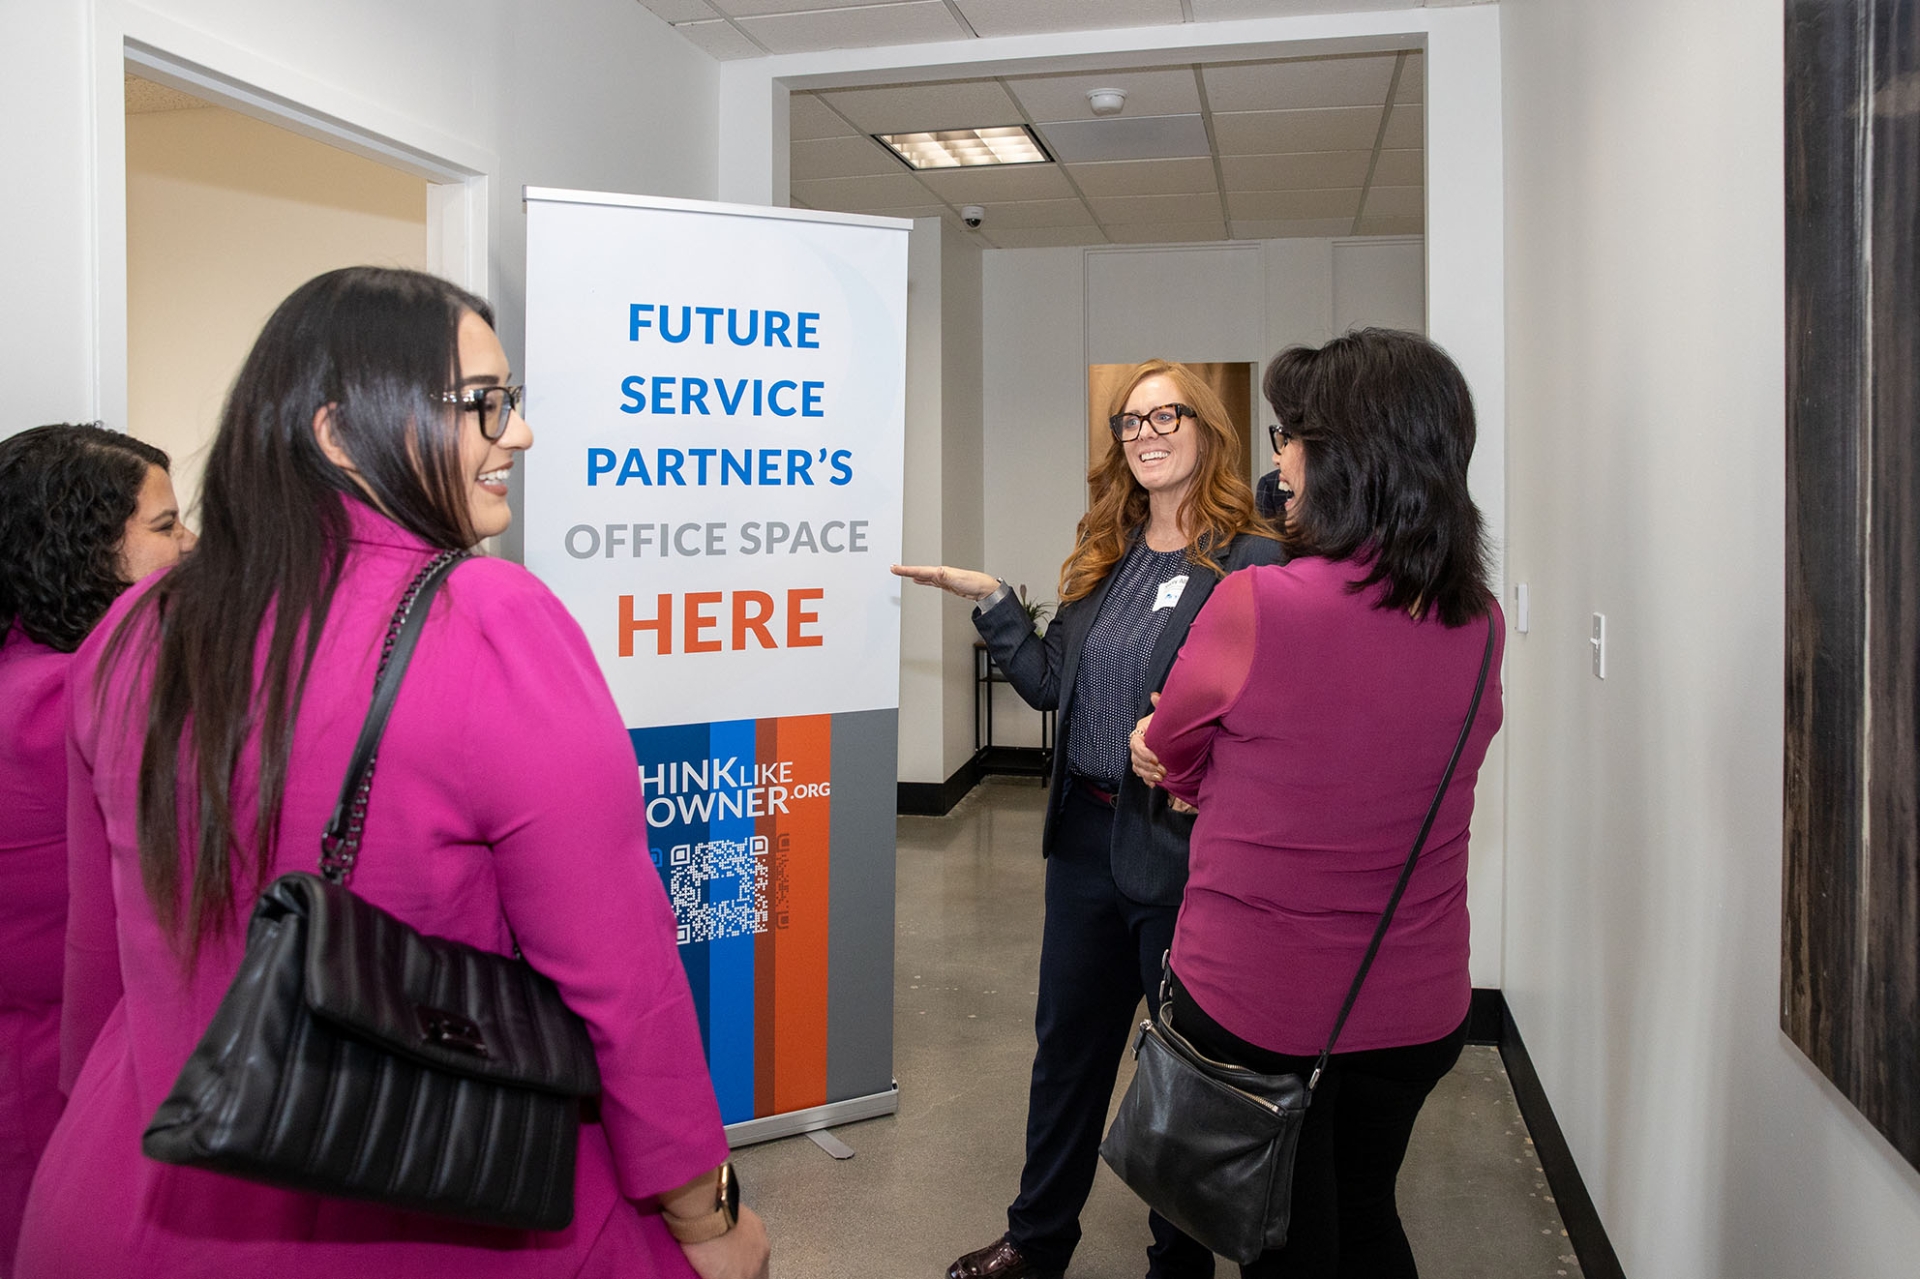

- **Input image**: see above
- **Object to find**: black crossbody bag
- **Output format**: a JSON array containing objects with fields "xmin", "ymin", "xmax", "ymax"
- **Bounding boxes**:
[
  {"xmin": 1099, "ymin": 611, "xmax": 1497, "ymax": 1265},
  {"xmin": 143, "ymin": 551, "xmax": 602, "ymax": 1230}
]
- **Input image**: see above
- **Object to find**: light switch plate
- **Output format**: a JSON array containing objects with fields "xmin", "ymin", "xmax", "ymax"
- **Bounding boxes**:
[
  {"xmin": 1514, "ymin": 583, "xmax": 1530, "ymax": 634},
  {"xmin": 1591, "ymin": 612, "xmax": 1606, "ymax": 679}
]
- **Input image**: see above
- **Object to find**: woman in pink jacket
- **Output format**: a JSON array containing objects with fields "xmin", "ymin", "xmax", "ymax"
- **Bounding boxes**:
[
  {"xmin": 15, "ymin": 268, "xmax": 769, "ymax": 1279},
  {"xmin": 0, "ymin": 423, "xmax": 193, "ymax": 1274}
]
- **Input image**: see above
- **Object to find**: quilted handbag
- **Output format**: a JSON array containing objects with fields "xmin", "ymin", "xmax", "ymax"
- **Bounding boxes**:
[{"xmin": 142, "ymin": 551, "xmax": 602, "ymax": 1230}]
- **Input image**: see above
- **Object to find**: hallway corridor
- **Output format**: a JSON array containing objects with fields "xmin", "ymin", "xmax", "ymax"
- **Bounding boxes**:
[{"xmin": 731, "ymin": 778, "xmax": 1580, "ymax": 1277}]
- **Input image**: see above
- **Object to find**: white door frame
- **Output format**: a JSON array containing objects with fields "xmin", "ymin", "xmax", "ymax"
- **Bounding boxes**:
[{"xmin": 92, "ymin": 1, "xmax": 497, "ymax": 433}]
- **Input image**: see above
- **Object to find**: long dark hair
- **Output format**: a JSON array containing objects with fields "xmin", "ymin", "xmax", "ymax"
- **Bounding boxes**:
[
  {"xmin": 104, "ymin": 266, "xmax": 493, "ymax": 958},
  {"xmin": 0, "ymin": 423, "xmax": 171, "ymax": 651},
  {"xmin": 1263, "ymin": 328, "xmax": 1491, "ymax": 626},
  {"xmin": 1060, "ymin": 360, "xmax": 1274, "ymax": 603}
]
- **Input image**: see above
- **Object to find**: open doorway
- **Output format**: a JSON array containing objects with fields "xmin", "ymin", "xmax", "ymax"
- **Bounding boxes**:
[{"xmin": 124, "ymin": 72, "xmax": 431, "ymax": 517}]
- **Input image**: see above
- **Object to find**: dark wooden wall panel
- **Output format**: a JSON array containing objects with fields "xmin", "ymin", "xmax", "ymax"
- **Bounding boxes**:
[{"xmin": 1783, "ymin": 0, "xmax": 1920, "ymax": 1171}]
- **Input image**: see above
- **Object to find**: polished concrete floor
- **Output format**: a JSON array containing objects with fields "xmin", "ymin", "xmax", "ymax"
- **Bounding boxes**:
[{"xmin": 731, "ymin": 778, "xmax": 1581, "ymax": 1278}]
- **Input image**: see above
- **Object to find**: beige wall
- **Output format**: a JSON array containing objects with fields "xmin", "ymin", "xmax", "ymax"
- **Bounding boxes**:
[{"xmin": 126, "ymin": 103, "xmax": 428, "ymax": 518}]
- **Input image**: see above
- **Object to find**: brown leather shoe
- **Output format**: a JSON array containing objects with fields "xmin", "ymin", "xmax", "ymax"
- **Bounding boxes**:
[{"xmin": 946, "ymin": 1236, "xmax": 1064, "ymax": 1279}]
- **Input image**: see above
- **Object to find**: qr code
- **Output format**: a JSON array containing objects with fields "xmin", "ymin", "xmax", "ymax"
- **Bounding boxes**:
[{"xmin": 662, "ymin": 836, "xmax": 770, "ymax": 945}]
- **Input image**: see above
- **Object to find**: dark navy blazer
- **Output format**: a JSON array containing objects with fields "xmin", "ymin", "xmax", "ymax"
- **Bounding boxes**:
[{"xmin": 971, "ymin": 532, "xmax": 1285, "ymax": 906}]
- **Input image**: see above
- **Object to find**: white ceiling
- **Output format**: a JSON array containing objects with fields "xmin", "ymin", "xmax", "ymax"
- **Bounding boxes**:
[
  {"xmin": 636, "ymin": 0, "xmax": 1445, "ymax": 248},
  {"xmin": 639, "ymin": 1, "xmax": 1480, "ymax": 59},
  {"xmin": 788, "ymin": 51, "xmax": 1424, "ymax": 248}
]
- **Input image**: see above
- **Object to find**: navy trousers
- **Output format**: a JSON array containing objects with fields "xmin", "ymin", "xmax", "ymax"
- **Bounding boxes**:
[{"xmin": 1005, "ymin": 784, "xmax": 1213, "ymax": 1278}]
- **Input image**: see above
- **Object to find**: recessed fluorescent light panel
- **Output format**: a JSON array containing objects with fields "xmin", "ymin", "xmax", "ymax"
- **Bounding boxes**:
[{"xmin": 874, "ymin": 125, "xmax": 1052, "ymax": 170}]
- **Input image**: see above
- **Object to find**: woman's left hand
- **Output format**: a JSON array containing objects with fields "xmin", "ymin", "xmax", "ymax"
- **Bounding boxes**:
[{"xmin": 1130, "ymin": 701, "xmax": 1164, "ymax": 787}]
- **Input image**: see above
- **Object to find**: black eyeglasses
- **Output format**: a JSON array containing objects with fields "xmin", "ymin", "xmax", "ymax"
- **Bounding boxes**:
[
  {"xmin": 442, "ymin": 385, "xmax": 525, "ymax": 441},
  {"xmin": 1110, "ymin": 402, "xmax": 1194, "ymax": 442},
  {"xmin": 1267, "ymin": 423, "xmax": 1295, "ymax": 453}
]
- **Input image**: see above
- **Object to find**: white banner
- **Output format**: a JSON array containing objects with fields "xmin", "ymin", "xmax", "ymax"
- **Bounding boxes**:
[{"xmin": 523, "ymin": 189, "xmax": 909, "ymax": 728}]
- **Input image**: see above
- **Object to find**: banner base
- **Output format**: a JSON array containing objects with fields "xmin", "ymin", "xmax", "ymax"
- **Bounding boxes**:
[{"xmin": 723, "ymin": 1082, "xmax": 901, "ymax": 1148}]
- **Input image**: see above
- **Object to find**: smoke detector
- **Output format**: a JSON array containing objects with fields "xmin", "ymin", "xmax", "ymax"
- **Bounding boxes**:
[{"xmin": 1085, "ymin": 87, "xmax": 1128, "ymax": 117}]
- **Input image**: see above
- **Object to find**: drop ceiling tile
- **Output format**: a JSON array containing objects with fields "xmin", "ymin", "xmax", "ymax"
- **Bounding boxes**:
[
  {"xmin": 1005, "ymin": 66, "xmax": 1200, "ymax": 123},
  {"xmin": 716, "ymin": 0, "xmax": 900, "ymax": 13},
  {"xmin": 978, "ymin": 199, "xmax": 1098, "ymax": 229},
  {"xmin": 1230, "ymin": 217, "xmax": 1359, "ymax": 239},
  {"xmin": 790, "ymin": 171, "xmax": 938, "ymax": 211},
  {"xmin": 1219, "ymin": 150, "xmax": 1371, "ymax": 191},
  {"xmin": 953, "ymin": 0, "xmax": 1184, "ymax": 38},
  {"xmin": 737, "ymin": 2, "xmax": 965, "ymax": 55},
  {"xmin": 1189, "ymin": 0, "xmax": 1419, "ymax": 16},
  {"xmin": 672, "ymin": 19, "xmax": 764, "ymax": 58},
  {"xmin": 1104, "ymin": 220, "xmax": 1228, "ymax": 245},
  {"xmin": 1382, "ymin": 103, "xmax": 1423, "ymax": 149},
  {"xmin": 791, "ymin": 134, "xmax": 912, "ymax": 181},
  {"xmin": 817, "ymin": 79, "xmax": 1023, "ymax": 135},
  {"xmin": 1394, "ymin": 51, "xmax": 1424, "ymax": 103},
  {"xmin": 1211, "ymin": 106, "xmax": 1384, "ymax": 155},
  {"xmin": 1226, "ymin": 188, "xmax": 1362, "ymax": 220},
  {"xmin": 1202, "ymin": 55, "xmax": 1399, "ymax": 113},
  {"xmin": 789, "ymin": 93, "xmax": 861, "ymax": 141},
  {"xmin": 915, "ymin": 163, "xmax": 1076, "ymax": 202},
  {"xmin": 1354, "ymin": 215, "xmax": 1425, "ymax": 236},
  {"xmin": 1087, "ymin": 191, "xmax": 1224, "ymax": 225},
  {"xmin": 1037, "ymin": 114, "xmax": 1211, "ymax": 163},
  {"xmin": 855, "ymin": 203, "xmax": 951, "ymax": 217},
  {"xmin": 1360, "ymin": 185, "xmax": 1423, "ymax": 219},
  {"xmin": 985, "ymin": 226, "xmax": 1112, "ymax": 249},
  {"xmin": 637, "ymin": 0, "xmax": 718, "ymax": 20},
  {"xmin": 1066, "ymin": 157, "xmax": 1217, "ymax": 198},
  {"xmin": 1371, "ymin": 148, "xmax": 1423, "ymax": 186}
]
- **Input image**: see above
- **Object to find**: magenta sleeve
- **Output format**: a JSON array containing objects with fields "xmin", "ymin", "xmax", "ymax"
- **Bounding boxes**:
[
  {"xmin": 1144, "ymin": 568, "xmax": 1260, "ymax": 804},
  {"xmin": 452, "ymin": 565, "xmax": 728, "ymax": 1204},
  {"xmin": 60, "ymin": 703, "xmax": 122, "ymax": 1094}
]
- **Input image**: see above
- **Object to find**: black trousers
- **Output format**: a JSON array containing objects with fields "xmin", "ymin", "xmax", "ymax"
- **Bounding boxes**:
[
  {"xmin": 1168, "ymin": 973, "xmax": 1470, "ymax": 1279},
  {"xmin": 1006, "ymin": 784, "xmax": 1212, "ymax": 1278}
]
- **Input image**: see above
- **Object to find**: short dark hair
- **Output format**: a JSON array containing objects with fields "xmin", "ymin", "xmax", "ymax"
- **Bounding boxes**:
[
  {"xmin": 1263, "ymin": 328, "xmax": 1492, "ymax": 626},
  {"xmin": 0, "ymin": 423, "xmax": 171, "ymax": 651}
]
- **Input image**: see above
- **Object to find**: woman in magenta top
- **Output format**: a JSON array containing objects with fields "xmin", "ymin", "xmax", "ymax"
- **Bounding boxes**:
[
  {"xmin": 1136, "ymin": 329, "xmax": 1504, "ymax": 1279},
  {"xmin": 0, "ymin": 423, "xmax": 193, "ymax": 1274},
  {"xmin": 16, "ymin": 268, "xmax": 768, "ymax": 1279}
]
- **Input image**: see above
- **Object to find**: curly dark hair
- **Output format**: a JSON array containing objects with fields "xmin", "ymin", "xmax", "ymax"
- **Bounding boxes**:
[{"xmin": 0, "ymin": 423, "xmax": 172, "ymax": 652}]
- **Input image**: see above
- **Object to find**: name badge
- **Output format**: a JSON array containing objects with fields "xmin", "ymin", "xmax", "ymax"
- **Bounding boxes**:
[{"xmin": 1153, "ymin": 575, "xmax": 1189, "ymax": 612}]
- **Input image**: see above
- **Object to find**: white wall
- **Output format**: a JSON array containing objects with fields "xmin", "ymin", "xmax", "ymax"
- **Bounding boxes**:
[
  {"xmin": 126, "ymin": 105, "xmax": 429, "ymax": 516},
  {"xmin": 1501, "ymin": 1, "xmax": 1920, "ymax": 1276}
]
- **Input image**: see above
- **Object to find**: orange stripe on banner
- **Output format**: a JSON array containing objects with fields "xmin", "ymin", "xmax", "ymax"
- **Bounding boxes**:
[
  {"xmin": 754, "ymin": 717, "xmax": 780, "ymax": 1119},
  {"xmin": 773, "ymin": 714, "xmax": 832, "ymax": 1113}
]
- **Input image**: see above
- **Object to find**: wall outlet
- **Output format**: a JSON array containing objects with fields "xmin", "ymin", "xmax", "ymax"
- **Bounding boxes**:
[{"xmin": 1591, "ymin": 612, "xmax": 1606, "ymax": 679}]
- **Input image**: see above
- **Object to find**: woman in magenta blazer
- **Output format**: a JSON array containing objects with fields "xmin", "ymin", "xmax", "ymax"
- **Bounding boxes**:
[
  {"xmin": 16, "ymin": 268, "xmax": 769, "ymax": 1279},
  {"xmin": 1135, "ymin": 329, "xmax": 1504, "ymax": 1279},
  {"xmin": 0, "ymin": 423, "xmax": 192, "ymax": 1274}
]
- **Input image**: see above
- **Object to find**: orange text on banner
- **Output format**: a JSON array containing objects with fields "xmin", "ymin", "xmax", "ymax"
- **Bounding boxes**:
[{"xmin": 618, "ymin": 589, "xmax": 825, "ymax": 655}]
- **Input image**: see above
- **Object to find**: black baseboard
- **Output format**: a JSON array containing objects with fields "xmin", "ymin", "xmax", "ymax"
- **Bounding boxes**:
[
  {"xmin": 1496, "ymin": 999, "xmax": 1626, "ymax": 1279},
  {"xmin": 897, "ymin": 755, "xmax": 982, "ymax": 816},
  {"xmin": 1465, "ymin": 987, "xmax": 1505, "ymax": 1045}
]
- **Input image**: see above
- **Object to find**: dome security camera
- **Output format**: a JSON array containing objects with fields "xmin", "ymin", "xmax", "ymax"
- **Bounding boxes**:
[
  {"xmin": 1086, "ymin": 87, "xmax": 1128, "ymax": 117},
  {"xmin": 961, "ymin": 205, "xmax": 985, "ymax": 229}
]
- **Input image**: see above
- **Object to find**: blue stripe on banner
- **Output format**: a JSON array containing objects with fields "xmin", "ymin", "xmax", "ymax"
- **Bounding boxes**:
[
  {"xmin": 705, "ymin": 718, "xmax": 758, "ymax": 1123},
  {"xmin": 630, "ymin": 723, "xmax": 713, "ymax": 1055}
]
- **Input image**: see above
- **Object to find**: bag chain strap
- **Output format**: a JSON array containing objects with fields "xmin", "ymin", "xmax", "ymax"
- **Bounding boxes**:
[{"xmin": 319, "ymin": 549, "xmax": 467, "ymax": 885}]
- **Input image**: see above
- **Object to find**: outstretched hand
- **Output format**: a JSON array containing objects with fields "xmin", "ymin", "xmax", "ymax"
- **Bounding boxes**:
[{"xmin": 890, "ymin": 564, "xmax": 1001, "ymax": 602}]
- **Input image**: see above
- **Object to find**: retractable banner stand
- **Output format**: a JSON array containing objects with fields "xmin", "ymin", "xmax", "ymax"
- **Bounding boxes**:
[{"xmin": 522, "ymin": 188, "xmax": 909, "ymax": 1142}]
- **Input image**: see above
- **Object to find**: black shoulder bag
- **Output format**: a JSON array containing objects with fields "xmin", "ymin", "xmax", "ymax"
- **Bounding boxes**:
[
  {"xmin": 1099, "ymin": 611, "xmax": 1497, "ymax": 1265},
  {"xmin": 143, "ymin": 551, "xmax": 602, "ymax": 1231}
]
